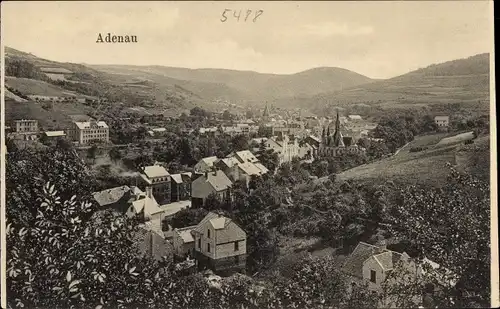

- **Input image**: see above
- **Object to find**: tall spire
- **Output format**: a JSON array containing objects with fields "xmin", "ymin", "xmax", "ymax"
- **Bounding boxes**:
[
  {"xmin": 263, "ymin": 103, "xmax": 270, "ymax": 117},
  {"xmin": 332, "ymin": 110, "xmax": 343, "ymax": 147}
]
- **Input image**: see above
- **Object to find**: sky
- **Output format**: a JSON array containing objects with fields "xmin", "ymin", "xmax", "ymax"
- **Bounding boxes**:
[{"xmin": 2, "ymin": 1, "xmax": 494, "ymax": 79}]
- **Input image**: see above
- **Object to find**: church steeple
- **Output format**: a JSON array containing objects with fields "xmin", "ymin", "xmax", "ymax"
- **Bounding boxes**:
[
  {"xmin": 332, "ymin": 110, "xmax": 344, "ymax": 147},
  {"xmin": 263, "ymin": 103, "xmax": 270, "ymax": 117}
]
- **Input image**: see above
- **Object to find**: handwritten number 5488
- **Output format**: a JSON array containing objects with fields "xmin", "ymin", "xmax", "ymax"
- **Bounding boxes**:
[{"xmin": 221, "ymin": 9, "xmax": 263, "ymax": 22}]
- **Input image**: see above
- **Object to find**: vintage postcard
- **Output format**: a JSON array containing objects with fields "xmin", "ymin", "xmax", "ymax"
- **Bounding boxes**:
[{"xmin": 1, "ymin": 1, "xmax": 497, "ymax": 308}]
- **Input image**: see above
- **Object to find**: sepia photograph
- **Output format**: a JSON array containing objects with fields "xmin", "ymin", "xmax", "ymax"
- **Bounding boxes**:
[{"xmin": 1, "ymin": 1, "xmax": 497, "ymax": 308}]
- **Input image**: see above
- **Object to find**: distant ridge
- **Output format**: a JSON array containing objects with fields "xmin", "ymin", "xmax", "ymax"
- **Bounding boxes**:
[{"xmin": 279, "ymin": 53, "xmax": 490, "ymax": 115}]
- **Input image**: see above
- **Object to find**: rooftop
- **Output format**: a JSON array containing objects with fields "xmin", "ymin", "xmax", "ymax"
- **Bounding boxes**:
[
  {"xmin": 159, "ymin": 200, "xmax": 191, "ymax": 217},
  {"xmin": 205, "ymin": 170, "xmax": 233, "ymax": 192},
  {"xmin": 74, "ymin": 120, "xmax": 109, "ymax": 130},
  {"xmin": 45, "ymin": 130, "xmax": 66, "ymax": 137},
  {"xmin": 174, "ymin": 225, "xmax": 197, "ymax": 243},
  {"xmin": 143, "ymin": 165, "xmax": 170, "ymax": 179},
  {"xmin": 234, "ymin": 150, "xmax": 259, "ymax": 163},
  {"xmin": 238, "ymin": 161, "xmax": 265, "ymax": 176},
  {"xmin": 93, "ymin": 186, "xmax": 130, "ymax": 207}
]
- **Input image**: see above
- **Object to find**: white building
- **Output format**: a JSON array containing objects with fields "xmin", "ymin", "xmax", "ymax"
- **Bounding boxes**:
[
  {"xmin": 69, "ymin": 119, "xmax": 109, "ymax": 144},
  {"xmin": 434, "ymin": 115, "xmax": 450, "ymax": 128}
]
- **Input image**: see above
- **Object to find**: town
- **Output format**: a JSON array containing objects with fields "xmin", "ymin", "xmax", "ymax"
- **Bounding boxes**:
[{"xmin": 2, "ymin": 2, "xmax": 494, "ymax": 308}]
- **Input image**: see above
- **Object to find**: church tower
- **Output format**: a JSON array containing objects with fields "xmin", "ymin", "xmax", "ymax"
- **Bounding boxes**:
[
  {"xmin": 262, "ymin": 103, "xmax": 270, "ymax": 122},
  {"xmin": 332, "ymin": 111, "xmax": 345, "ymax": 147}
]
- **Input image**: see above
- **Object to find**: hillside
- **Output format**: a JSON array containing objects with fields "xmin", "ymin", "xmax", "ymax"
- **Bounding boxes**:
[
  {"xmin": 285, "ymin": 53, "xmax": 490, "ymax": 116},
  {"xmin": 90, "ymin": 64, "xmax": 375, "ymax": 104},
  {"xmin": 4, "ymin": 47, "xmax": 201, "ymax": 113},
  {"xmin": 334, "ymin": 132, "xmax": 487, "ymax": 187}
]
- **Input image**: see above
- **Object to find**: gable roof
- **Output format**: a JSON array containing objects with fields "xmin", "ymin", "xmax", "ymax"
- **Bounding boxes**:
[
  {"xmin": 373, "ymin": 251, "xmax": 394, "ymax": 271},
  {"xmin": 254, "ymin": 163, "xmax": 269, "ymax": 174},
  {"xmin": 193, "ymin": 212, "xmax": 222, "ymax": 234},
  {"xmin": 93, "ymin": 186, "xmax": 131, "ymax": 207},
  {"xmin": 205, "ymin": 170, "xmax": 233, "ymax": 192},
  {"xmin": 143, "ymin": 165, "xmax": 169, "ymax": 178},
  {"xmin": 219, "ymin": 157, "xmax": 240, "ymax": 169},
  {"xmin": 74, "ymin": 121, "xmax": 109, "ymax": 129},
  {"xmin": 159, "ymin": 200, "xmax": 191, "ymax": 217},
  {"xmin": 234, "ymin": 150, "xmax": 259, "ymax": 163},
  {"xmin": 193, "ymin": 212, "xmax": 246, "ymax": 244},
  {"xmin": 199, "ymin": 156, "xmax": 219, "ymax": 166},
  {"xmin": 342, "ymin": 242, "xmax": 378, "ymax": 278},
  {"xmin": 131, "ymin": 194, "xmax": 163, "ymax": 216},
  {"xmin": 238, "ymin": 161, "xmax": 265, "ymax": 176},
  {"xmin": 181, "ymin": 172, "xmax": 192, "ymax": 182},
  {"xmin": 174, "ymin": 225, "xmax": 197, "ymax": 243},
  {"xmin": 170, "ymin": 174, "xmax": 183, "ymax": 184}
]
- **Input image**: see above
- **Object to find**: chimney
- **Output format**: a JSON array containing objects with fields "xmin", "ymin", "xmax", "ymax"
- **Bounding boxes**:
[
  {"xmin": 145, "ymin": 186, "xmax": 153, "ymax": 199},
  {"xmin": 376, "ymin": 240, "xmax": 387, "ymax": 254}
]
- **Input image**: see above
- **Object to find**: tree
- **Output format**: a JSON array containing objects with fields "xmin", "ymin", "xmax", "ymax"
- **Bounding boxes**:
[
  {"xmin": 169, "ymin": 208, "xmax": 209, "ymax": 229},
  {"xmin": 231, "ymin": 134, "xmax": 249, "ymax": 152},
  {"xmin": 108, "ymin": 148, "xmax": 122, "ymax": 163},
  {"xmin": 222, "ymin": 110, "xmax": 233, "ymax": 121},
  {"xmin": 87, "ymin": 145, "xmax": 98, "ymax": 164},
  {"xmin": 386, "ymin": 166, "xmax": 490, "ymax": 307}
]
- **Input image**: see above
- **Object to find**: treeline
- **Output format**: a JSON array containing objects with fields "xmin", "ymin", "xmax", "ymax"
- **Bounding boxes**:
[{"xmin": 5, "ymin": 59, "xmax": 47, "ymax": 80}]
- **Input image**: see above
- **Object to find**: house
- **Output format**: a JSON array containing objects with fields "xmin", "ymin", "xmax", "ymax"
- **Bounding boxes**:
[
  {"xmin": 342, "ymin": 242, "xmax": 410, "ymax": 290},
  {"xmin": 434, "ymin": 115, "xmax": 450, "ymax": 131},
  {"xmin": 342, "ymin": 241, "xmax": 456, "ymax": 308},
  {"xmin": 216, "ymin": 155, "xmax": 268, "ymax": 185},
  {"xmin": 230, "ymin": 150, "xmax": 259, "ymax": 164},
  {"xmin": 194, "ymin": 156, "xmax": 219, "ymax": 173},
  {"xmin": 191, "ymin": 170, "xmax": 233, "ymax": 208},
  {"xmin": 139, "ymin": 164, "xmax": 171, "ymax": 204},
  {"xmin": 192, "ymin": 212, "xmax": 247, "ymax": 275},
  {"xmin": 170, "ymin": 172, "xmax": 192, "ymax": 202},
  {"xmin": 126, "ymin": 186, "xmax": 164, "ymax": 231},
  {"xmin": 133, "ymin": 222, "xmax": 173, "ymax": 263},
  {"xmin": 10, "ymin": 119, "xmax": 39, "ymax": 141},
  {"xmin": 172, "ymin": 225, "xmax": 197, "ymax": 259},
  {"xmin": 199, "ymin": 127, "xmax": 218, "ymax": 135},
  {"xmin": 68, "ymin": 119, "xmax": 109, "ymax": 144},
  {"xmin": 93, "ymin": 185, "xmax": 134, "ymax": 213},
  {"xmin": 215, "ymin": 157, "xmax": 241, "ymax": 182},
  {"xmin": 348, "ymin": 115, "xmax": 363, "ymax": 121},
  {"xmin": 264, "ymin": 134, "xmax": 302, "ymax": 165}
]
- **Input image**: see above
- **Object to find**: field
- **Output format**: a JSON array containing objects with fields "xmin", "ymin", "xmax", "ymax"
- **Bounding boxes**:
[
  {"xmin": 5, "ymin": 76, "xmax": 75, "ymax": 96},
  {"xmin": 5, "ymin": 100, "xmax": 92, "ymax": 130},
  {"xmin": 454, "ymin": 135, "xmax": 490, "ymax": 181},
  {"xmin": 336, "ymin": 131, "xmax": 480, "ymax": 187},
  {"xmin": 4, "ymin": 88, "xmax": 28, "ymax": 102}
]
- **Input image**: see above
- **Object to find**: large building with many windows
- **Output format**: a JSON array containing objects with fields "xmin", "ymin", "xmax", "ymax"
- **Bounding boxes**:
[
  {"xmin": 68, "ymin": 119, "xmax": 109, "ymax": 144},
  {"xmin": 10, "ymin": 119, "xmax": 39, "ymax": 140}
]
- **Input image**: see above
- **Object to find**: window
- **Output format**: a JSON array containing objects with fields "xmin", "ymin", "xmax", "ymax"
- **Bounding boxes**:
[
  {"xmin": 207, "ymin": 229, "xmax": 210, "ymax": 239},
  {"xmin": 370, "ymin": 270, "xmax": 376, "ymax": 283},
  {"xmin": 198, "ymin": 238, "xmax": 201, "ymax": 249},
  {"xmin": 234, "ymin": 241, "xmax": 239, "ymax": 251},
  {"xmin": 207, "ymin": 243, "xmax": 211, "ymax": 253}
]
